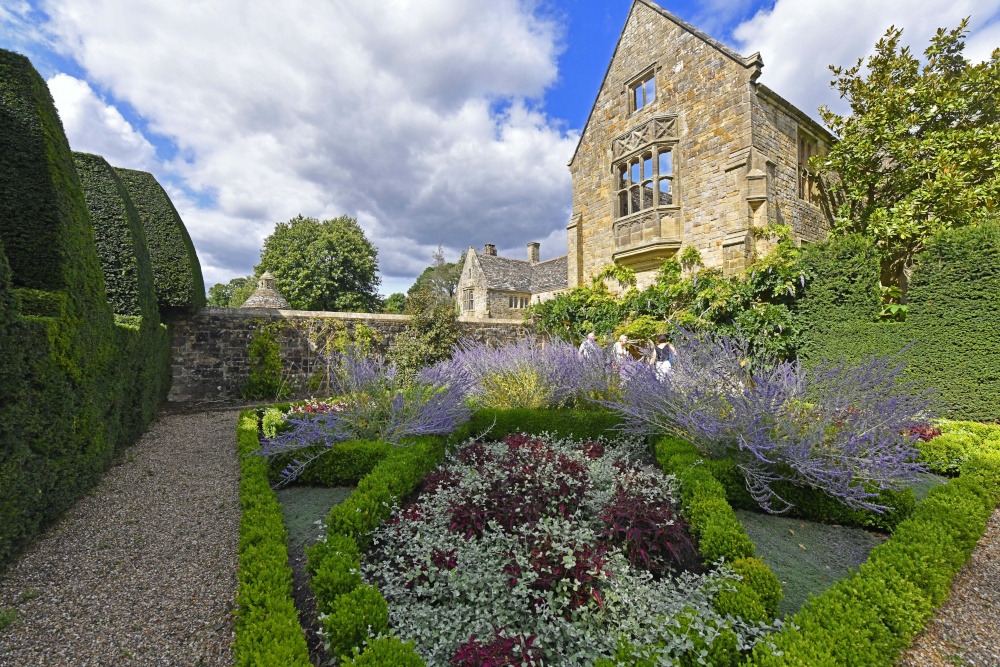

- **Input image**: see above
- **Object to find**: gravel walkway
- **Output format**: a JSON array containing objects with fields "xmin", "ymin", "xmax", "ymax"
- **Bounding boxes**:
[
  {"xmin": 897, "ymin": 506, "xmax": 1000, "ymax": 667},
  {"xmin": 0, "ymin": 409, "xmax": 242, "ymax": 666}
]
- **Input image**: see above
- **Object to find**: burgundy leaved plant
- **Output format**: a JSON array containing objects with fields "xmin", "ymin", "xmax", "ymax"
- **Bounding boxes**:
[
  {"xmin": 448, "ymin": 435, "xmax": 590, "ymax": 538},
  {"xmin": 451, "ymin": 629, "xmax": 545, "ymax": 667},
  {"xmin": 505, "ymin": 536, "xmax": 612, "ymax": 613},
  {"xmin": 598, "ymin": 474, "xmax": 697, "ymax": 576},
  {"xmin": 906, "ymin": 423, "xmax": 942, "ymax": 441}
]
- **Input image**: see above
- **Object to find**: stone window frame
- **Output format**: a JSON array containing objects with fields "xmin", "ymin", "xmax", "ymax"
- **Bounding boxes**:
[
  {"xmin": 463, "ymin": 289, "xmax": 474, "ymax": 311},
  {"xmin": 797, "ymin": 127, "xmax": 821, "ymax": 205},
  {"xmin": 627, "ymin": 66, "xmax": 657, "ymax": 114},
  {"xmin": 613, "ymin": 142, "xmax": 677, "ymax": 220},
  {"xmin": 507, "ymin": 294, "xmax": 530, "ymax": 309}
]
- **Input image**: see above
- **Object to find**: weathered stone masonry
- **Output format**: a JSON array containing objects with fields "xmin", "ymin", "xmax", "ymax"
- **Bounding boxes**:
[{"xmin": 169, "ymin": 308, "xmax": 532, "ymax": 401}]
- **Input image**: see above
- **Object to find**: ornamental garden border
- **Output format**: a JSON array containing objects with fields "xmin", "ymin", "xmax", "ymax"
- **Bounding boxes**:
[{"xmin": 233, "ymin": 407, "xmax": 1000, "ymax": 666}]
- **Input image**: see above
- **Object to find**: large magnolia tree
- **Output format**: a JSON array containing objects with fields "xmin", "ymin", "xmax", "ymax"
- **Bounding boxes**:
[{"xmin": 815, "ymin": 20, "xmax": 1000, "ymax": 290}]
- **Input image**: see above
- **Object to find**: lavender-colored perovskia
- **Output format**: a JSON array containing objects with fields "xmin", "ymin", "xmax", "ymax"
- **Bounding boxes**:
[
  {"xmin": 424, "ymin": 337, "xmax": 618, "ymax": 409},
  {"xmin": 258, "ymin": 348, "xmax": 470, "ymax": 484},
  {"xmin": 604, "ymin": 331, "xmax": 932, "ymax": 513}
]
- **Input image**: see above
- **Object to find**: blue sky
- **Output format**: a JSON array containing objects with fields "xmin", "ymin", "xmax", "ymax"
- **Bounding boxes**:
[{"xmin": 3, "ymin": 0, "xmax": 999, "ymax": 296}]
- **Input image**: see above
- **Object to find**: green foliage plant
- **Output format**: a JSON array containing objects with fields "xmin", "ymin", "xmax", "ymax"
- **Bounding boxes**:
[
  {"xmin": 319, "ymin": 584, "xmax": 389, "ymax": 660},
  {"xmin": 815, "ymin": 21, "xmax": 1000, "ymax": 290},
  {"xmin": 257, "ymin": 214, "xmax": 382, "ymax": 312},
  {"xmin": 382, "ymin": 292, "xmax": 407, "ymax": 314},
  {"xmin": 388, "ymin": 288, "xmax": 461, "ymax": 380},
  {"xmin": 242, "ymin": 329, "xmax": 290, "ymax": 400},
  {"xmin": 342, "ymin": 636, "xmax": 425, "ymax": 666}
]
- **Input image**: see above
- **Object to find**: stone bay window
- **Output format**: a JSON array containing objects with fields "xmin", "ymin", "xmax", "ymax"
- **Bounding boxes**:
[
  {"xmin": 616, "ymin": 146, "xmax": 672, "ymax": 218},
  {"xmin": 608, "ymin": 114, "xmax": 682, "ymax": 273}
]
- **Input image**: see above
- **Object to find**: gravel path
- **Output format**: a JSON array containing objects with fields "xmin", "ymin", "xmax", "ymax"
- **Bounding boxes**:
[
  {"xmin": 0, "ymin": 409, "xmax": 242, "ymax": 666},
  {"xmin": 897, "ymin": 506, "xmax": 1000, "ymax": 667}
]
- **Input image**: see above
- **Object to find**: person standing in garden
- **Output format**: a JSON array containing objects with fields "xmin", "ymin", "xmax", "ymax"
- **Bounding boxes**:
[
  {"xmin": 653, "ymin": 334, "xmax": 677, "ymax": 380},
  {"xmin": 578, "ymin": 332, "xmax": 600, "ymax": 359},
  {"xmin": 613, "ymin": 334, "xmax": 630, "ymax": 362}
]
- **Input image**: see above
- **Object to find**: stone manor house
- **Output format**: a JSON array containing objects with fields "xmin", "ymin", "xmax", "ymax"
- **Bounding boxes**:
[{"xmin": 457, "ymin": 0, "xmax": 833, "ymax": 318}]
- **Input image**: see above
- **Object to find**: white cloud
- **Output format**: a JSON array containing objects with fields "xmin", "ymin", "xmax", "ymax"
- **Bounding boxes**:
[
  {"xmin": 732, "ymin": 0, "xmax": 1000, "ymax": 122},
  {"xmin": 37, "ymin": 0, "xmax": 576, "ymax": 289},
  {"xmin": 46, "ymin": 73, "xmax": 156, "ymax": 170}
]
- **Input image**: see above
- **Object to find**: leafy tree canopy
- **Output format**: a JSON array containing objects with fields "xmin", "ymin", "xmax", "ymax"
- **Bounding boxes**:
[
  {"xmin": 207, "ymin": 275, "xmax": 253, "ymax": 308},
  {"xmin": 408, "ymin": 245, "xmax": 463, "ymax": 303},
  {"xmin": 382, "ymin": 292, "xmax": 407, "ymax": 314},
  {"xmin": 816, "ymin": 20, "xmax": 1000, "ymax": 283},
  {"xmin": 256, "ymin": 214, "xmax": 382, "ymax": 312}
]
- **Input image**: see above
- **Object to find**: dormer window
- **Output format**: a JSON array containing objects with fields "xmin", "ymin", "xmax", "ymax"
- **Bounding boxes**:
[{"xmin": 630, "ymin": 70, "xmax": 655, "ymax": 112}]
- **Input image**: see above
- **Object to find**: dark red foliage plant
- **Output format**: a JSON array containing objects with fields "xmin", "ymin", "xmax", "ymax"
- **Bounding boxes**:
[
  {"xmin": 599, "ymin": 475, "xmax": 698, "ymax": 577},
  {"xmin": 505, "ymin": 536, "xmax": 612, "ymax": 612},
  {"xmin": 451, "ymin": 629, "xmax": 545, "ymax": 667},
  {"xmin": 906, "ymin": 423, "xmax": 942, "ymax": 442}
]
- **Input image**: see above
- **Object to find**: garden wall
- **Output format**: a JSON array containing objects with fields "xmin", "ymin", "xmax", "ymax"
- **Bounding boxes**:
[{"xmin": 169, "ymin": 308, "xmax": 534, "ymax": 401}]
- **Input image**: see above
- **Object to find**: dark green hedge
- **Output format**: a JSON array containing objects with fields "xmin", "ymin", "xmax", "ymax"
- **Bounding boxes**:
[
  {"xmin": 0, "ymin": 50, "xmax": 171, "ymax": 569},
  {"xmin": 794, "ymin": 226, "xmax": 1000, "ymax": 421},
  {"xmin": 114, "ymin": 167, "xmax": 206, "ymax": 314},
  {"xmin": 234, "ymin": 411, "xmax": 311, "ymax": 666},
  {"xmin": 73, "ymin": 152, "xmax": 158, "ymax": 318}
]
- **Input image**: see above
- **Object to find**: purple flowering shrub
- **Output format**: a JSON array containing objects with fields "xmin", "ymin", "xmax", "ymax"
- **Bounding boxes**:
[
  {"xmin": 423, "ymin": 338, "xmax": 618, "ymax": 410},
  {"xmin": 605, "ymin": 331, "xmax": 933, "ymax": 513},
  {"xmin": 258, "ymin": 348, "xmax": 470, "ymax": 484},
  {"xmin": 361, "ymin": 433, "xmax": 775, "ymax": 665}
]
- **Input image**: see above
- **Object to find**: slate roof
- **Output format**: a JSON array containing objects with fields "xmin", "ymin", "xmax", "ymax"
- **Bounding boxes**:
[{"xmin": 477, "ymin": 253, "xmax": 568, "ymax": 294}]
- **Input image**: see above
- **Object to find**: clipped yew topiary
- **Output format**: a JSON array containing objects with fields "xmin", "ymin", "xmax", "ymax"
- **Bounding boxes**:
[
  {"xmin": 73, "ymin": 152, "xmax": 158, "ymax": 318},
  {"xmin": 794, "ymin": 224, "xmax": 1000, "ymax": 421},
  {"xmin": 0, "ymin": 49, "xmax": 171, "ymax": 568},
  {"xmin": 115, "ymin": 167, "xmax": 205, "ymax": 314}
]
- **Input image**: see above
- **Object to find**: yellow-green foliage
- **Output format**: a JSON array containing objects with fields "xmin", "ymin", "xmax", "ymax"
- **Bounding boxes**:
[
  {"xmin": 918, "ymin": 421, "xmax": 1000, "ymax": 474},
  {"xmin": 477, "ymin": 368, "xmax": 552, "ymax": 409},
  {"xmin": 261, "ymin": 407, "xmax": 286, "ymax": 438}
]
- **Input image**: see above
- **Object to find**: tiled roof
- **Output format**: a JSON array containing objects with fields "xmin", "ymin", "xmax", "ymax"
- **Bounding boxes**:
[
  {"xmin": 477, "ymin": 253, "xmax": 568, "ymax": 294},
  {"xmin": 530, "ymin": 256, "xmax": 568, "ymax": 292}
]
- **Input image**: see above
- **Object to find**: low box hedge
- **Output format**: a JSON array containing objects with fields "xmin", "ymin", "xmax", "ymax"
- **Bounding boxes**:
[{"xmin": 233, "ymin": 411, "xmax": 310, "ymax": 666}]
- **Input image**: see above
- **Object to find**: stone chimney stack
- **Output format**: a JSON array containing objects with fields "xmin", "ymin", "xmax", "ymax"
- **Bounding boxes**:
[
  {"xmin": 527, "ymin": 242, "xmax": 540, "ymax": 264},
  {"xmin": 483, "ymin": 243, "xmax": 497, "ymax": 256}
]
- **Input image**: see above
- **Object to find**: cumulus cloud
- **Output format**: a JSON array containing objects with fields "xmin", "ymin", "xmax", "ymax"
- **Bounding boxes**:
[
  {"xmin": 732, "ymin": 0, "xmax": 1000, "ymax": 121},
  {"xmin": 36, "ymin": 0, "xmax": 577, "ymax": 291},
  {"xmin": 46, "ymin": 73, "xmax": 157, "ymax": 169}
]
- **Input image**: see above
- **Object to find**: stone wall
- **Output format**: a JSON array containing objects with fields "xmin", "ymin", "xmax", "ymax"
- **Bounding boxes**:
[{"xmin": 169, "ymin": 308, "xmax": 532, "ymax": 402}]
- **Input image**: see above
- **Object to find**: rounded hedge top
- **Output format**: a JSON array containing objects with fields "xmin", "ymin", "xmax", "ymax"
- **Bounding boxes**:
[
  {"xmin": 114, "ymin": 167, "xmax": 206, "ymax": 312},
  {"xmin": 73, "ymin": 152, "xmax": 159, "ymax": 319}
]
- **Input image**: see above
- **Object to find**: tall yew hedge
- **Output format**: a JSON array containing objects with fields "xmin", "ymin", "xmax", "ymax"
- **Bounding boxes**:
[
  {"xmin": 0, "ymin": 49, "xmax": 175, "ymax": 569},
  {"xmin": 794, "ymin": 225, "xmax": 1000, "ymax": 422},
  {"xmin": 115, "ymin": 167, "xmax": 206, "ymax": 314}
]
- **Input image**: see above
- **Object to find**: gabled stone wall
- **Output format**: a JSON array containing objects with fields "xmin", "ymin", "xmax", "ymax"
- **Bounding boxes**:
[{"xmin": 168, "ymin": 308, "xmax": 532, "ymax": 402}]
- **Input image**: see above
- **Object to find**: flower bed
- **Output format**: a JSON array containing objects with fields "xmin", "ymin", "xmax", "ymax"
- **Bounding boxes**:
[
  {"xmin": 356, "ymin": 433, "xmax": 776, "ymax": 666},
  {"xmin": 234, "ymin": 407, "xmax": 1000, "ymax": 667}
]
